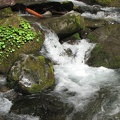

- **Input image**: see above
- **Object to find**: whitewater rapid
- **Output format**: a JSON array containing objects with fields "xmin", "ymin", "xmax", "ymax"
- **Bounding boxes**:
[
  {"xmin": 40, "ymin": 28, "xmax": 120, "ymax": 114},
  {"xmin": 47, "ymin": 0, "xmax": 120, "ymax": 23}
]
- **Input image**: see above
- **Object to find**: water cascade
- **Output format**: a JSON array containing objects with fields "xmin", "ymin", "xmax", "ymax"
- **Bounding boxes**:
[{"xmin": 39, "ymin": 24, "xmax": 120, "ymax": 119}]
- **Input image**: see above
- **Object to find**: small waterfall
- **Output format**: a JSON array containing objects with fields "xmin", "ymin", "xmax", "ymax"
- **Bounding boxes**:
[
  {"xmin": 39, "ymin": 23, "xmax": 120, "ymax": 118},
  {"xmin": 80, "ymin": 5, "xmax": 120, "ymax": 23}
]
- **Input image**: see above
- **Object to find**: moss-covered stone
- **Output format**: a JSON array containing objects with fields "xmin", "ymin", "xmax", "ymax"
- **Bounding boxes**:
[
  {"xmin": 0, "ymin": 7, "xmax": 13, "ymax": 19},
  {"xmin": 88, "ymin": 44, "xmax": 120, "ymax": 68},
  {"xmin": 87, "ymin": 24, "xmax": 120, "ymax": 69},
  {"xmin": 40, "ymin": 11, "xmax": 85, "ymax": 39},
  {"xmin": 0, "ymin": 14, "xmax": 44, "ymax": 74},
  {"xmin": 87, "ymin": 44, "xmax": 110, "ymax": 67},
  {"xmin": 7, "ymin": 54, "xmax": 55, "ymax": 94},
  {"xmin": 88, "ymin": 24, "xmax": 118, "ymax": 43},
  {"xmin": 88, "ymin": 33, "xmax": 98, "ymax": 42},
  {"xmin": 95, "ymin": 0, "xmax": 120, "ymax": 7}
]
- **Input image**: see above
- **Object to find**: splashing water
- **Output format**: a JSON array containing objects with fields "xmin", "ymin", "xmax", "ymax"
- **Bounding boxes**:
[
  {"xmin": 0, "ymin": 76, "xmax": 12, "ymax": 115},
  {"xmin": 47, "ymin": 0, "xmax": 87, "ymax": 6},
  {"xmin": 81, "ymin": 10, "xmax": 120, "ymax": 23},
  {"xmin": 40, "ymin": 27, "xmax": 120, "ymax": 113}
]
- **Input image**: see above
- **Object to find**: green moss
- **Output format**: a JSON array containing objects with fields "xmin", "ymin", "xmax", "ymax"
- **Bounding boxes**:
[
  {"xmin": 29, "ymin": 77, "xmax": 54, "ymax": 93},
  {"xmin": 88, "ymin": 44, "xmax": 110, "ymax": 67},
  {"xmin": 39, "ymin": 55, "xmax": 45, "ymax": 62},
  {"xmin": 0, "ymin": 7, "xmax": 13, "ymax": 18},
  {"xmin": 109, "ymin": 56, "xmax": 120, "ymax": 69},
  {"xmin": 95, "ymin": 0, "xmax": 119, "ymax": 6},
  {"xmin": 75, "ymin": 15, "xmax": 85, "ymax": 30},
  {"xmin": 0, "ymin": 19, "xmax": 41, "ymax": 64},
  {"xmin": 26, "ymin": 56, "xmax": 54, "ymax": 93},
  {"xmin": 96, "ymin": 0, "xmax": 112, "ymax": 4},
  {"xmin": 88, "ymin": 33, "xmax": 98, "ymax": 42},
  {"xmin": 72, "ymin": 33, "xmax": 81, "ymax": 40}
]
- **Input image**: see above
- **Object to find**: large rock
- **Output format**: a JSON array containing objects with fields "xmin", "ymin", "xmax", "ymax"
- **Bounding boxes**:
[
  {"xmin": 0, "ymin": 7, "xmax": 13, "ymax": 19},
  {"xmin": 0, "ymin": 0, "xmax": 15, "ymax": 8},
  {"xmin": 0, "ymin": 14, "xmax": 44, "ymax": 74},
  {"xmin": 40, "ymin": 10, "xmax": 85, "ymax": 39},
  {"xmin": 0, "ymin": 0, "xmax": 47, "ymax": 8},
  {"xmin": 10, "ymin": 91, "xmax": 73, "ymax": 120},
  {"xmin": 94, "ymin": 0, "xmax": 120, "ymax": 7},
  {"xmin": 7, "ymin": 54, "xmax": 55, "ymax": 94},
  {"xmin": 87, "ymin": 24, "xmax": 120, "ymax": 69}
]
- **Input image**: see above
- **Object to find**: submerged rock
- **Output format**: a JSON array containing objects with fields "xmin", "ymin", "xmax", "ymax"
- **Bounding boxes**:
[
  {"xmin": 10, "ymin": 91, "xmax": 74, "ymax": 120},
  {"xmin": 7, "ymin": 54, "xmax": 55, "ymax": 94}
]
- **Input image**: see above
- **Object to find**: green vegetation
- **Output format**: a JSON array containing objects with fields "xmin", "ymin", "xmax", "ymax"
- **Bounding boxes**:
[
  {"xmin": 95, "ymin": 0, "xmax": 119, "ymax": 6},
  {"xmin": 88, "ymin": 33, "xmax": 98, "ymax": 42},
  {"xmin": 110, "ymin": 56, "xmax": 120, "ymax": 69},
  {"xmin": 88, "ymin": 44, "xmax": 110, "ymax": 67},
  {"xmin": 0, "ymin": 20, "xmax": 40, "ymax": 63},
  {"xmin": 96, "ymin": 0, "xmax": 112, "ymax": 5}
]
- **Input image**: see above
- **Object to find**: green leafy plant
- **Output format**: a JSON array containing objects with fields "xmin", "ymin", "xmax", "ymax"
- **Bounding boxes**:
[{"xmin": 0, "ymin": 20, "xmax": 40, "ymax": 63}]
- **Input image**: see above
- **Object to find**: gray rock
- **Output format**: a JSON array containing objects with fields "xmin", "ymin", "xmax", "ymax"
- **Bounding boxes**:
[{"xmin": 87, "ymin": 24, "xmax": 120, "ymax": 69}]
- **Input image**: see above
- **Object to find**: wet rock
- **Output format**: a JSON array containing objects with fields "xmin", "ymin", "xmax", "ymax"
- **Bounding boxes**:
[
  {"xmin": 15, "ymin": 0, "xmax": 47, "ymax": 6},
  {"xmin": 10, "ymin": 91, "xmax": 74, "ymax": 120},
  {"xmin": 84, "ymin": 18, "xmax": 109, "ymax": 28},
  {"xmin": 40, "ymin": 10, "xmax": 85, "ymax": 39},
  {"xmin": 0, "ymin": 7, "xmax": 13, "ymax": 19},
  {"xmin": 42, "ymin": 11, "xmax": 52, "ymax": 18},
  {"xmin": 0, "ymin": 15, "xmax": 44, "ymax": 74},
  {"xmin": 7, "ymin": 54, "xmax": 55, "ymax": 94},
  {"xmin": 94, "ymin": 0, "xmax": 120, "ymax": 7},
  {"xmin": 61, "ymin": 33, "xmax": 81, "ymax": 43},
  {"xmin": 74, "ymin": 5, "xmax": 101, "ymax": 14},
  {"xmin": 87, "ymin": 24, "xmax": 120, "ymax": 69},
  {"xmin": 0, "ymin": 0, "xmax": 15, "ymax": 9},
  {"xmin": 3, "ymin": 89, "xmax": 18, "ymax": 101}
]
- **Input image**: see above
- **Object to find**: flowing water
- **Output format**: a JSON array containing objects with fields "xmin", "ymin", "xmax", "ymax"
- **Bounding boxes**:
[
  {"xmin": 40, "ymin": 26, "xmax": 120, "ymax": 119},
  {"xmin": 0, "ymin": 0, "xmax": 120, "ymax": 119}
]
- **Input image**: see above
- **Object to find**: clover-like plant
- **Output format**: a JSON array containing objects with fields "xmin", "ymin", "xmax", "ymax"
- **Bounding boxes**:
[{"xmin": 0, "ymin": 19, "xmax": 40, "ymax": 63}]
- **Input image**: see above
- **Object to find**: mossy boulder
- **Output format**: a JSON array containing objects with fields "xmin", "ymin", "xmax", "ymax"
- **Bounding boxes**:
[
  {"xmin": 84, "ymin": 18, "xmax": 109, "ymax": 29},
  {"xmin": 87, "ymin": 24, "xmax": 120, "ymax": 69},
  {"xmin": 0, "ymin": 14, "xmax": 44, "ymax": 74},
  {"xmin": 0, "ymin": 7, "xmax": 13, "ymax": 19},
  {"xmin": 7, "ymin": 54, "xmax": 55, "ymax": 94},
  {"xmin": 95, "ymin": 0, "xmax": 120, "ymax": 7},
  {"xmin": 87, "ymin": 24, "xmax": 118, "ymax": 43},
  {"xmin": 40, "ymin": 10, "xmax": 85, "ymax": 39}
]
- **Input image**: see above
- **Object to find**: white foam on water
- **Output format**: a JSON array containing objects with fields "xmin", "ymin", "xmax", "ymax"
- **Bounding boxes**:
[
  {"xmin": 40, "ymin": 29, "xmax": 120, "ymax": 110},
  {"xmin": 0, "ymin": 75, "xmax": 7, "ymax": 86},
  {"xmin": 81, "ymin": 11, "xmax": 120, "ymax": 23},
  {"xmin": 0, "ymin": 76, "xmax": 12, "ymax": 114},
  {"xmin": 47, "ymin": 0, "xmax": 87, "ymax": 6},
  {"xmin": 0, "ymin": 94, "xmax": 12, "ymax": 114}
]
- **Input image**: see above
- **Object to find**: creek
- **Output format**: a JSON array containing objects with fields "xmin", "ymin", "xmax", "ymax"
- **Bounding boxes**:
[{"xmin": 0, "ymin": 0, "xmax": 120, "ymax": 120}]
